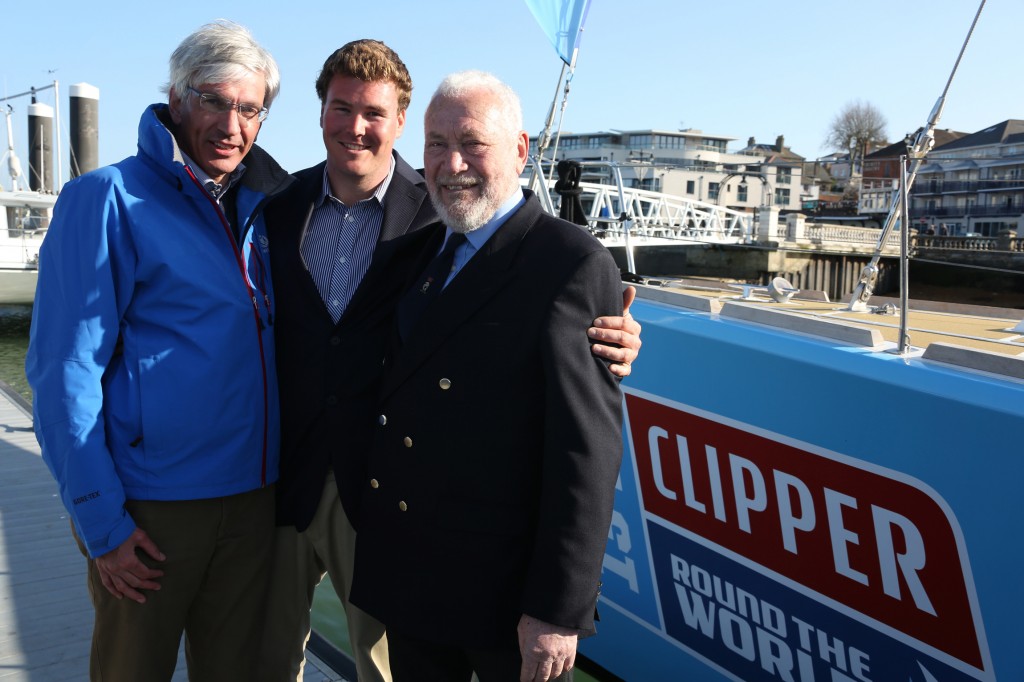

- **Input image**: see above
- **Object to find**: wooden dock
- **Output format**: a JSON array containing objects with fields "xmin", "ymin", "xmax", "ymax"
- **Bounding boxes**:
[{"xmin": 0, "ymin": 385, "xmax": 345, "ymax": 681}]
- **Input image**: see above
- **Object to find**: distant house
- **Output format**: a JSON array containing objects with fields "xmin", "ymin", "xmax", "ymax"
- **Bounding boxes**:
[
  {"xmin": 817, "ymin": 152, "xmax": 852, "ymax": 183},
  {"xmin": 735, "ymin": 136, "xmax": 806, "ymax": 210},
  {"xmin": 800, "ymin": 161, "xmax": 848, "ymax": 215},
  {"xmin": 909, "ymin": 120, "xmax": 1024, "ymax": 236},
  {"xmin": 858, "ymin": 128, "xmax": 968, "ymax": 217}
]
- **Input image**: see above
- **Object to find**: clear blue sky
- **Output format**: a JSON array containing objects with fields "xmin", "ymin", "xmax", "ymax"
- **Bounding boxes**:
[{"xmin": 1, "ymin": 0, "xmax": 1020, "ymax": 187}]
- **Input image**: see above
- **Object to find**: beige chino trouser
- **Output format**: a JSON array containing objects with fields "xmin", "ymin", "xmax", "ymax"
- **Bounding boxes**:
[
  {"xmin": 258, "ymin": 471, "xmax": 391, "ymax": 682},
  {"xmin": 78, "ymin": 485, "xmax": 276, "ymax": 682}
]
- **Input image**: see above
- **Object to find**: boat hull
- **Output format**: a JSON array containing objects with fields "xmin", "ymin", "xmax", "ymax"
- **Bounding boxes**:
[
  {"xmin": 0, "ymin": 269, "xmax": 37, "ymax": 305},
  {"xmin": 581, "ymin": 288, "xmax": 1021, "ymax": 682}
]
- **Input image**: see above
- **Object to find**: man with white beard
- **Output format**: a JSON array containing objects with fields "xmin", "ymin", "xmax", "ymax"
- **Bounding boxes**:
[{"xmin": 350, "ymin": 71, "xmax": 625, "ymax": 682}]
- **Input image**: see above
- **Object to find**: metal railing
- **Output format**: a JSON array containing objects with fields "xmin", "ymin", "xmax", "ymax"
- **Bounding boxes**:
[
  {"xmin": 801, "ymin": 223, "xmax": 904, "ymax": 251},
  {"xmin": 525, "ymin": 161, "xmax": 753, "ymax": 244},
  {"xmin": 911, "ymin": 205, "xmax": 1024, "ymax": 218},
  {"xmin": 914, "ymin": 233, "xmax": 1024, "ymax": 252},
  {"xmin": 912, "ymin": 179, "xmax": 1024, "ymax": 194}
]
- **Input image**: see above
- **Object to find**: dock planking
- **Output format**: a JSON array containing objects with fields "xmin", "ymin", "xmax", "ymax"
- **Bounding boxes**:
[{"xmin": 0, "ymin": 386, "xmax": 344, "ymax": 681}]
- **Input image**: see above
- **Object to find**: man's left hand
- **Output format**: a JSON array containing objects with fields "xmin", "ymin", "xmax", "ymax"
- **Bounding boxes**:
[
  {"xmin": 590, "ymin": 285, "xmax": 642, "ymax": 377},
  {"xmin": 517, "ymin": 614, "xmax": 578, "ymax": 682}
]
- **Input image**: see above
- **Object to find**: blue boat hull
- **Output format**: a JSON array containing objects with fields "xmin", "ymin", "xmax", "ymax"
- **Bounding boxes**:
[{"xmin": 581, "ymin": 295, "xmax": 1020, "ymax": 681}]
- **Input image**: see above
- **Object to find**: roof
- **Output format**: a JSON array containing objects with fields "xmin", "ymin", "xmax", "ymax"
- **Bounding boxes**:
[
  {"xmin": 931, "ymin": 119, "xmax": 1024, "ymax": 152},
  {"xmin": 866, "ymin": 128, "xmax": 970, "ymax": 158},
  {"xmin": 801, "ymin": 162, "xmax": 834, "ymax": 182},
  {"xmin": 738, "ymin": 144, "xmax": 806, "ymax": 164}
]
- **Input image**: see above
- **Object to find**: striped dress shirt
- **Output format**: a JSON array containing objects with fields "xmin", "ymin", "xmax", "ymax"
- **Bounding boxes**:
[{"xmin": 300, "ymin": 159, "xmax": 395, "ymax": 323}]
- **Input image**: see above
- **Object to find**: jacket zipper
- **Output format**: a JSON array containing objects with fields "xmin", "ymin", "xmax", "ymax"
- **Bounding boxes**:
[{"xmin": 186, "ymin": 168, "xmax": 270, "ymax": 486}]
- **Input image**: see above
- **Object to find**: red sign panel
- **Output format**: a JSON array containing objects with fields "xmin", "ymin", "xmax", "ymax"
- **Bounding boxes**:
[{"xmin": 625, "ymin": 391, "xmax": 984, "ymax": 669}]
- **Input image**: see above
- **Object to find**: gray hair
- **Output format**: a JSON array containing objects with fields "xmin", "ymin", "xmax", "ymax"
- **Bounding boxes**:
[
  {"xmin": 427, "ymin": 71, "xmax": 523, "ymax": 138},
  {"xmin": 164, "ymin": 20, "xmax": 281, "ymax": 108}
]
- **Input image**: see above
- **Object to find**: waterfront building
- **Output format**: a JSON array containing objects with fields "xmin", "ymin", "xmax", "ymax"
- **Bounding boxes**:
[
  {"xmin": 904, "ymin": 120, "xmax": 1023, "ymax": 236},
  {"xmin": 821, "ymin": 120, "xmax": 1024, "ymax": 238},
  {"xmin": 528, "ymin": 128, "xmax": 808, "ymax": 212},
  {"xmin": 858, "ymin": 128, "xmax": 967, "ymax": 223}
]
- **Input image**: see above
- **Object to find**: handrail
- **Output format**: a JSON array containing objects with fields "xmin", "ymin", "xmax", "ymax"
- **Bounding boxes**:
[{"xmin": 526, "ymin": 160, "xmax": 754, "ymax": 244}]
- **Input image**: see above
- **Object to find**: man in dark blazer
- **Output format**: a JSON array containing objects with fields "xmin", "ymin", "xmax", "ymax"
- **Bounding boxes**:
[
  {"xmin": 259, "ymin": 43, "xmax": 641, "ymax": 682},
  {"xmin": 350, "ymin": 71, "xmax": 625, "ymax": 682}
]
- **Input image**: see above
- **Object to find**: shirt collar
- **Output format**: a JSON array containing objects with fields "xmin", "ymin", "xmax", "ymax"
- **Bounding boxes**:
[
  {"xmin": 182, "ymin": 152, "xmax": 246, "ymax": 199},
  {"xmin": 317, "ymin": 155, "xmax": 397, "ymax": 208}
]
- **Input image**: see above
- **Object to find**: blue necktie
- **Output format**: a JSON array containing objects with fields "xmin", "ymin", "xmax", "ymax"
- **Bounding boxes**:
[{"xmin": 396, "ymin": 233, "xmax": 466, "ymax": 340}]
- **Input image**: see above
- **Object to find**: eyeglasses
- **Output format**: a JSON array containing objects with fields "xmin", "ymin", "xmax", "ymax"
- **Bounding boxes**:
[{"xmin": 187, "ymin": 87, "xmax": 268, "ymax": 123}]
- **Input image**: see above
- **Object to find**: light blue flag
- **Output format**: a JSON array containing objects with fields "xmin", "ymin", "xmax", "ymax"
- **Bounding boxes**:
[{"xmin": 524, "ymin": 0, "xmax": 591, "ymax": 65}]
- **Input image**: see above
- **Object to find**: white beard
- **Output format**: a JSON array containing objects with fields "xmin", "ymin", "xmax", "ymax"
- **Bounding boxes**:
[{"xmin": 429, "ymin": 175, "xmax": 506, "ymax": 234}]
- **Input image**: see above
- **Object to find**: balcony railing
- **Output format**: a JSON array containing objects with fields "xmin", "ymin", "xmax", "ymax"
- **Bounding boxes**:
[
  {"xmin": 912, "ymin": 179, "xmax": 1024, "ymax": 194},
  {"xmin": 911, "ymin": 205, "xmax": 1024, "ymax": 218}
]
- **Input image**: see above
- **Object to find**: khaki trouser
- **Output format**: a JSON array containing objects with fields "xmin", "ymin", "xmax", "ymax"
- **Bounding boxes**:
[
  {"xmin": 258, "ymin": 471, "xmax": 391, "ymax": 682},
  {"xmin": 78, "ymin": 485, "xmax": 276, "ymax": 682}
]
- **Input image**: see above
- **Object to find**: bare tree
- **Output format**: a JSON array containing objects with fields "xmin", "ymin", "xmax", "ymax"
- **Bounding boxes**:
[{"xmin": 824, "ymin": 100, "xmax": 888, "ymax": 177}]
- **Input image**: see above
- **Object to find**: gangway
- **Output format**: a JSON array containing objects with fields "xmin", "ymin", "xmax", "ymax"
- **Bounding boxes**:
[{"xmin": 526, "ymin": 158, "xmax": 753, "ymax": 245}]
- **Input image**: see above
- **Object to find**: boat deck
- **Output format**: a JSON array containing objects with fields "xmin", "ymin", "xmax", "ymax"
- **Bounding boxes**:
[
  {"xmin": 640, "ymin": 278, "xmax": 1024, "ymax": 380},
  {"xmin": 0, "ymin": 386, "xmax": 346, "ymax": 681}
]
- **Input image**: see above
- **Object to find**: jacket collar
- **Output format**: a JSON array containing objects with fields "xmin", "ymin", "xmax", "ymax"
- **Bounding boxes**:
[{"xmin": 140, "ymin": 103, "xmax": 292, "ymax": 198}]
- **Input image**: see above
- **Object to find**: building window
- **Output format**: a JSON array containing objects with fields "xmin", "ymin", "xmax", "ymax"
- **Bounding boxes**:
[
  {"xmin": 655, "ymin": 134, "xmax": 684, "ymax": 149},
  {"xmin": 631, "ymin": 178, "xmax": 658, "ymax": 190},
  {"xmin": 686, "ymin": 180, "xmax": 695, "ymax": 194},
  {"xmin": 775, "ymin": 188, "xmax": 790, "ymax": 206},
  {"xmin": 701, "ymin": 139, "xmax": 727, "ymax": 153},
  {"xmin": 777, "ymin": 167, "xmax": 792, "ymax": 185},
  {"xmin": 629, "ymin": 134, "xmax": 651, "ymax": 149},
  {"xmin": 709, "ymin": 183, "xmax": 720, "ymax": 201},
  {"xmin": 737, "ymin": 185, "xmax": 748, "ymax": 202}
]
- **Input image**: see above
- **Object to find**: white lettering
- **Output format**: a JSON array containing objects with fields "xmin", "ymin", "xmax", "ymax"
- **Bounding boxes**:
[
  {"xmin": 791, "ymin": 616, "xmax": 815, "ymax": 651},
  {"xmin": 757, "ymin": 627, "xmax": 796, "ymax": 681},
  {"xmin": 762, "ymin": 601, "xmax": 788, "ymax": 637},
  {"xmin": 815, "ymin": 628, "xmax": 847, "ymax": 671},
  {"xmin": 872, "ymin": 505, "xmax": 935, "ymax": 615},
  {"xmin": 675, "ymin": 584, "xmax": 716, "ymax": 636},
  {"xmin": 719, "ymin": 609, "xmax": 756, "ymax": 661},
  {"xmin": 677, "ymin": 435, "xmax": 707, "ymax": 513},
  {"xmin": 775, "ymin": 470, "xmax": 816, "ymax": 554},
  {"xmin": 645, "ymin": 421, "xmax": 944, "ymax": 611},
  {"xmin": 648, "ymin": 426, "xmax": 676, "ymax": 500},
  {"xmin": 603, "ymin": 510, "xmax": 638, "ymax": 592},
  {"xmin": 673, "ymin": 561, "xmax": 873, "ymax": 681},
  {"xmin": 607, "ymin": 510, "xmax": 632, "ymax": 554},
  {"xmin": 824, "ymin": 488, "xmax": 869, "ymax": 585},
  {"xmin": 671, "ymin": 554, "xmax": 691, "ymax": 585},
  {"xmin": 730, "ymin": 454, "xmax": 768, "ymax": 533},
  {"xmin": 797, "ymin": 649, "xmax": 816, "ymax": 682},
  {"xmin": 737, "ymin": 589, "xmax": 759, "ymax": 623},
  {"xmin": 706, "ymin": 445, "xmax": 727, "ymax": 521},
  {"xmin": 713, "ymin": 575, "xmax": 735, "ymax": 611},
  {"xmin": 849, "ymin": 647, "xmax": 871, "ymax": 681},
  {"xmin": 692, "ymin": 565, "xmax": 713, "ymax": 597}
]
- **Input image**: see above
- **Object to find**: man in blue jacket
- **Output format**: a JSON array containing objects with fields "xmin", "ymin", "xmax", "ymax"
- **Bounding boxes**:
[{"xmin": 25, "ymin": 20, "xmax": 292, "ymax": 681}]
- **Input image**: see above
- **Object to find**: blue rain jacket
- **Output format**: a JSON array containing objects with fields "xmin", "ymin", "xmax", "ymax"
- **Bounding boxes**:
[{"xmin": 26, "ymin": 104, "xmax": 292, "ymax": 557}]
